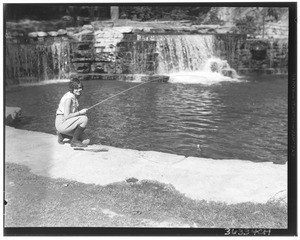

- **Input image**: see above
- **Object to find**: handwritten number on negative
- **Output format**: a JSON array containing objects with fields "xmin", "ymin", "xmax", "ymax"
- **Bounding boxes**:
[{"xmin": 225, "ymin": 228, "xmax": 271, "ymax": 236}]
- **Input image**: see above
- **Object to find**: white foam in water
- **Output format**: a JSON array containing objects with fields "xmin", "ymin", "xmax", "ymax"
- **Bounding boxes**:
[
  {"xmin": 168, "ymin": 57, "xmax": 242, "ymax": 85},
  {"xmin": 18, "ymin": 79, "xmax": 70, "ymax": 87},
  {"xmin": 168, "ymin": 71, "xmax": 238, "ymax": 85}
]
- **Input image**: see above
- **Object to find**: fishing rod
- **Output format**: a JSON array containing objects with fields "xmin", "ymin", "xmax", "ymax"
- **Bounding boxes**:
[{"xmin": 87, "ymin": 78, "xmax": 160, "ymax": 110}]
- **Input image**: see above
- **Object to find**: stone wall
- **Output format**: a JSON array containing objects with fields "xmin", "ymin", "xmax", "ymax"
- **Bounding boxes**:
[
  {"xmin": 68, "ymin": 27, "xmax": 159, "ymax": 81},
  {"xmin": 5, "ymin": 21, "xmax": 289, "ymax": 85},
  {"xmin": 5, "ymin": 23, "xmax": 164, "ymax": 84},
  {"xmin": 215, "ymin": 35, "xmax": 288, "ymax": 74},
  {"xmin": 238, "ymin": 39, "xmax": 288, "ymax": 74}
]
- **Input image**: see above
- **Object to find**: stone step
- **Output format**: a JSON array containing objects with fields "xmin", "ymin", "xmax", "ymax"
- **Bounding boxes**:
[{"xmin": 71, "ymin": 73, "xmax": 169, "ymax": 82}]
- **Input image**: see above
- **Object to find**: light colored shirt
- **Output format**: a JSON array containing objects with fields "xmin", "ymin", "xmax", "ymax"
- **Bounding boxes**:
[{"xmin": 56, "ymin": 92, "xmax": 79, "ymax": 115}]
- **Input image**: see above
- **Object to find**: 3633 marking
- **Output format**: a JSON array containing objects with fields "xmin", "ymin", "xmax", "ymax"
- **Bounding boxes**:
[{"xmin": 224, "ymin": 228, "xmax": 271, "ymax": 236}]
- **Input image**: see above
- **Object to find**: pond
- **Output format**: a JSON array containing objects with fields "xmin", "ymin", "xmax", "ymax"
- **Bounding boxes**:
[{"xmin": 6, "ymin": 74, "xmax": 287, "ymax": 164}]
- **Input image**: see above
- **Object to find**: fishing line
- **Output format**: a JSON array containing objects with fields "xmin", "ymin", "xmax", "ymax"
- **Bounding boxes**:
[{"xmin": 87, "ymin": 78, "xmax": 160, "ymax": 110}]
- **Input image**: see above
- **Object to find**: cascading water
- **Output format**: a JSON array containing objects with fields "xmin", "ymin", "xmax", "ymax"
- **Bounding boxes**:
[
  {"xmin": 5, "ymin": 41, "xmax": 70, "ymax": 86},
  {"xmin": 140, "ymin": 34, "xmax": 240, "ymax": 84}
]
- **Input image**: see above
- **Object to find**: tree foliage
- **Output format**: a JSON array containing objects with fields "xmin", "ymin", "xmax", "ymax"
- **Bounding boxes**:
[
  {"xmin": 119, "ymin": 6, "xmax": 211, "ymax": 22},
  {"xmin": 6, "ymin": 5, "xmax": 213, "ymax": 23},
  {"xmin": 235, "ymin": 16, "xmax": 257, "ymax": 35},
  {"xmin": 234, "ymin": 8, "xmax": 288, "ymax": 35},
  {"xmin": 5, "ymin": 5, "xmax": 110, "ymax": 21}
]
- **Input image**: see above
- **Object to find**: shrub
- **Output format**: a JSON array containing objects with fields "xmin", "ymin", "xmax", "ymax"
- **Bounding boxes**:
[{"xmin": 235, "ymin": 16, "xmax": 257, "ymax": 35}]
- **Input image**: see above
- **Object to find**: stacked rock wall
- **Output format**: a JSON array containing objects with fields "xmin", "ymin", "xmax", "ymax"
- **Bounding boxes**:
[
  {"xmin": 69, "ymin": 27, "xmax": 158, "ymax": 81},
  {"xmin": 215, "ymin": 35, "xmax": 288, "ymax": 74},
  {"xmin": 238, "ymin": 39, "xmax": 288, "ymax": 74},
  {"xmin": 5, "ymin": 21, "xmax": 289, "ymax": 85}
]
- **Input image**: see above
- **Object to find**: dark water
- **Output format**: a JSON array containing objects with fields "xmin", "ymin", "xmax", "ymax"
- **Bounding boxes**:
[{"xmin": 6, "ymin": 75, "xmax": 288, "ymax": 164}]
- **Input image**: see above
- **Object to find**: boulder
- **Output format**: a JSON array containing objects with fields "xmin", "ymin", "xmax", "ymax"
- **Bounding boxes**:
[
  {"xmin": 37, "ymin": 31, "xmax": 47, "ymax": 37},
  {"xmin": 66, "ymin": 31, "xmax": 76, "ymax": 38},
  {"xmin": 81, "ymin": 24, "xmax": 94, "ymax": 31},
  {"xmin": 57, "ymin": 29, "xmax": 67, "ymax": 35},
  {"xmin": 91, "ymin": 21, "xmax": 114, "ymax": 29},
  {"xmin": 73, "ymin": 30, "xmax": 94, "ymax": 41},
  {"xmin": 28, "ymin": 32, "xmax": 38, "ymax": 38},
  {"xmin": 61, "ymin": 15, "xmax": 74, "ymax": 22},
  {"xmin": 113, "ymin": 26, "xmax": 133, "ymax": 33},
  {"xmin": 47, "ymin": 31, "xmax": 58, "ymax": 37},
  {"xmin": 11, "ymin": 31, "xmax": 24, "ymax": 37},
  {"xmin": 221, "ymin": 69, "xmax": 235, "ymax": 78},
  {"xmin": 6, "ymin": 107, "xmax": 22, "ymax": 125}
]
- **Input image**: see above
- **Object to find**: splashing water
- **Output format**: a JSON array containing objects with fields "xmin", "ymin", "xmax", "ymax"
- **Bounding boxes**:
[
  {"xmin": 140, "ymin": 35, "xmax": 241, "ymax": 85},
  {"xmin": 169, "ymin": 57, "xmax": 241, "ymax": 85},
  {"xmin": 168, "ymin": 71, "xmax": 240, "ymax": 85}
]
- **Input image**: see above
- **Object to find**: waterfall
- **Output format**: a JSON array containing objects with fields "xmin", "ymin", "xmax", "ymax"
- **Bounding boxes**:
[
  {"xmin": 5, "ymin": 41, "xmax": 70, "ymax": 86},
  {"xmin": 140, "ymin": 34, "xmax": 240, "ymax": 84},
  {"xmin": 141, "ymin": 35, "xmax": 215, "ymax": 74}
]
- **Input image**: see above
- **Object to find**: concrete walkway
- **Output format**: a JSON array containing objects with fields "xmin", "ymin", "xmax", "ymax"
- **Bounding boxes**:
[{"xmin": 5, "ymin": 126, "xmax": 287, "ymax": 204}]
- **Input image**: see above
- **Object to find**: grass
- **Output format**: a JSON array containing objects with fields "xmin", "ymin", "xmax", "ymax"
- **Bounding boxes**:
[
  {"xmin": 100, "ymin": 180, "xmax": 287, "ymax": 228},
  {"xmin": 5, "ymin": 163, "xmax": 287, "ymax": 228}
]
